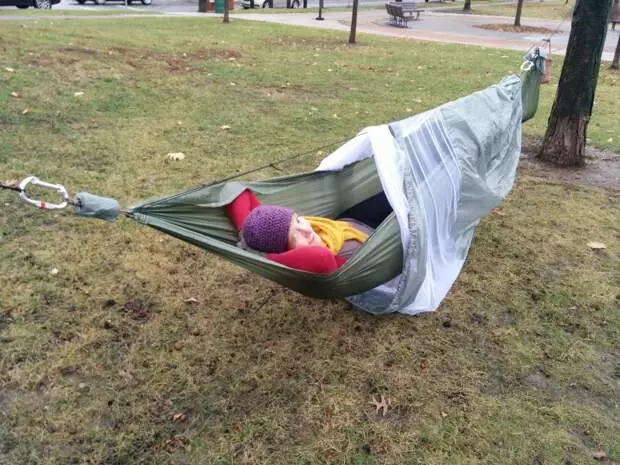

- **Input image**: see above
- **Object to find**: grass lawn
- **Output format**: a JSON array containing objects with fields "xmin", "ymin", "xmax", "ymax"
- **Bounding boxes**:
[
  {"xmin": 470, "ymin": 0, "xmax": 575, "ymax": 21},
  {"xmin": 1, "ymin": 16, "xmax": 619, "ymax": 465}
]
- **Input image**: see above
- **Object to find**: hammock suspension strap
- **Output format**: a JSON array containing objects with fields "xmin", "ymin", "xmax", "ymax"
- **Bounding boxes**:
[{"xmin": 1, "ymin": 175, "xmax": 121, "ymax": 222}]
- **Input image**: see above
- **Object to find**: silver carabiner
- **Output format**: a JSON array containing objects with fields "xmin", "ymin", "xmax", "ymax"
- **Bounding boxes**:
[
  {"xmin": 18, "ymin": 176, "xmax": 70, "ymax": 210},
  {"xmin": 520, "ymin": 60, "xmax": 534, "ymax": 72}
]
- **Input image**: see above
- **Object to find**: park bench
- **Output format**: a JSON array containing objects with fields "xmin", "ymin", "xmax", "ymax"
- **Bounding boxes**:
[{"xmin": 385, "ymin": 2, "xmax": 421, "ymax": 28}]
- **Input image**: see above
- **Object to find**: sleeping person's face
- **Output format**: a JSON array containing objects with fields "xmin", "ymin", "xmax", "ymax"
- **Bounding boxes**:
[{"xmin": 287, "ymin": 214, "xmax": 322, "ymax": 249}]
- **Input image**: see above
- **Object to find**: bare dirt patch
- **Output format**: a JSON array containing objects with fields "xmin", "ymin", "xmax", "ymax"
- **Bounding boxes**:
[
  {"xmin": 476, "ymin": 24, "xmax": 556, "ymax": 34},
  {"xmin": 263, "ymin": 35, "xmax": 350, "ymax": 49},
  {"xmin": 28, "ymin": 46, "xmax": 242, "ymax": 73},
  {"xmin": 520, "ymin": 136, "xmax": 620, "ymax": 190}
]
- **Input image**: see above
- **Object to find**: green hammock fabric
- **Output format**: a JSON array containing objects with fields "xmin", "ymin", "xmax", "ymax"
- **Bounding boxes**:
[
  {"xmin": 128, "ymin": 71, "xmax": 542, "ymax": 308},
  {"xmin": 130, "ymin": 158, "xmax": 404, "ymax": 299}
]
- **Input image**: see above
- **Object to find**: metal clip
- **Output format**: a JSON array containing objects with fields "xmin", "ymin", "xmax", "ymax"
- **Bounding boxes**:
[
  {"xmin": 18, "ymin": 176, "xmax": 70, "ymax": 210},
  {"xmin": 520, "ymin": 60, "xmax": 534, "ymax": 71}
]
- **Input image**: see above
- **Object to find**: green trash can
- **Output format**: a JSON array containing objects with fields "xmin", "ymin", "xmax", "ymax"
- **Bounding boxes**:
[{"xmin": 215, "ymin": 0, "xmax": 224, "ymax": 13}]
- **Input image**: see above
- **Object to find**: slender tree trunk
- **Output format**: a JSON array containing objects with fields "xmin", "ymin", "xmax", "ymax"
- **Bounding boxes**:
[
  {"xmin": 514, "ymin": 0, "xmax": 524, "ymax": 26},
  {"xmin": 538, "ymin": 0, "xmax": 613, "ymax": 166},
  {"xmin": 463, "ymin": 0, "xmax": 471, "ymax": 11},
  {"xmin": 349, "ymin": 0, "xmax": 359, "ymax": 44},
  {"xmin": 223, "ymin": 0, "xmax": 230, "ymax": 23},
  {"xmin": 612, "ymin": 32, "xmax": 620, "ymax": 69}
]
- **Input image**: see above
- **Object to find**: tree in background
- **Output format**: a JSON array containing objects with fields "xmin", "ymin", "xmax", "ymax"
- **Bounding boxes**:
[
  {"xmin": 349, "ymin": 0, "xmax": 359, "ymax": 43},
  {"xmin": 514, "ymin": 0, "xmax": 524, "ymax": 26},
  {"xmin": 538, "ymin": 0, "xmax": 613, "ymax": 166},
  {"xmin": 463, "ymin": 0, "xmax": 471, "ymax": 11},
  {"xmin": 612, "ymin": 0, "xmax": 620, "ymax": 69},
  {"xmin": 223, "ymin": 0, "xmax": 230, "ymax": 23}
]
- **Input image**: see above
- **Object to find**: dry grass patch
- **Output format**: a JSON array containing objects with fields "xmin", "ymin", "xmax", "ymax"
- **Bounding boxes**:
[
  {"xmin": 475, "ymin": 23, "xmax": 556, "ymax": 34},
  {"xmin": 0, "ymin": 16, "xmax": 619, "ymax": 465}
]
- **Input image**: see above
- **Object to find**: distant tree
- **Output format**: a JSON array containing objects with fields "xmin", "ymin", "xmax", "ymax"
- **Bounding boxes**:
[
  {"xmin": 612, "ymin": 33, "xmax": 620, "ymax": 69},
  {"xmin": 223, "ymin": 0, "xmax": 230, "ymax": 23},
  {"xmin": 538, "ymin": 0, "xmax": 613, "ymax": 166},
  {"xmin": 463, "ymin": 0, "xmax": 471, "ymax": 11},
  {"xmin": 349, "ymin": 0, "xmax": 359, "ymax": 43},
  {"xmin": 514, "ymin": 0, "xmax": 524, "ymax": 26}
]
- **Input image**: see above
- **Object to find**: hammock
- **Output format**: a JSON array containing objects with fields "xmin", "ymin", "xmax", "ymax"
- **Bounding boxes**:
[
  {"xmin": 3, "ymin": 62, "xmax": 544, "ymax": 316},
  {"xmin": 126, "ymin": 61, "xmax": 542, "ymax": 315}
]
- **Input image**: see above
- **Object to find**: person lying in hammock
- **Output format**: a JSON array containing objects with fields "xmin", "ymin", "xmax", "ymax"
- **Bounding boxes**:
[{"xmin": 226, "ymin": 189, "xmax": 377, "ymax": 274}]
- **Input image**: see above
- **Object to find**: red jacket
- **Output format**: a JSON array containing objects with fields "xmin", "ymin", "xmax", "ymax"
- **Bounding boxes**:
[{"xmin": 226, "ymin": 189, "xmax": 347, "ymax": 274}]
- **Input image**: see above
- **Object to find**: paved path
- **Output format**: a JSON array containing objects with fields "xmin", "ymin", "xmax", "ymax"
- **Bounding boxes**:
[
  {"xmin": 2, "ymin": 1, "xmax": 618, "ymax": 61},
  {"xmin": 231, "ymin": 9, "xmax": 618, "ymax": 61}
]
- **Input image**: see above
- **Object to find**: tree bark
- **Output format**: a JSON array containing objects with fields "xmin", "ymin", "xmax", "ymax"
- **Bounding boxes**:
[
  {"xmin": 514, "ymin": 0, "xmax": 524, "ymax": 27},
  {"xmin": 349, "ymin": 0, "xmax": 359, "ymax": 44},
  {"xmin": 223, "ymin": 0, "xmax": 230, "ymax": 23},
  {"xmin": 537, "ymin": 0, "xmax": 613, "ymax": 167},
  {"xmin": 463, "ymin": 0, "xmax": 471, "ymax": 11},
  {"xmin": 612, "ymin": 32, "xmax": 620, "ymax": 69}
]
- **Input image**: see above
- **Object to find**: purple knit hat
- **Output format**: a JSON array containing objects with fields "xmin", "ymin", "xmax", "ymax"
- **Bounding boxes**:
[{"xmin": 242, "ymin": 205, "xmax": 294, "ymax": 253}]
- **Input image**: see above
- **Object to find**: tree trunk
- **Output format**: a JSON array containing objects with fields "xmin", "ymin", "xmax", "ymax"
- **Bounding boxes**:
[
  {"xmin": 223, "ymin": 0, "xmax": 230, "ymax": 23},
  {"xmin": 612, "ymin": 32, "xmax": 620, "ymax": 69},
  {"xmin": 537, "ymin": 0, "xmax": 613, "ymax": 167},
  {"xmin": 463, "ymin": 0, "xmax": 471, "ymax": 11},
  {"xmin": 349, "ymin": 0, "xmax": 359, "ymax": 44},
  {"xmin": 514, "ymin": 0, "xmax": 524, "ymax": 26}
]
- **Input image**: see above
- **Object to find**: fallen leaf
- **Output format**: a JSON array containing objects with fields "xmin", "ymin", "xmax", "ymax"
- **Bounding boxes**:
[
  {"xmin": 420, "ymin": 358, "xmax": 429, "ymax": 370},
  {"xmin": 2, "ymin": 179, "xmax": 18, "ymax": 187},
  {"xmin": 10, "ymin": 92, "xmax": 19, "ymax": 98},
  {"xmin": 74, "ymin": 91, "xmax": 84, "ymax": 97},
  {"xmin": 440, "ymin": 411, "xmax": 448, "ymax": 418},
  {"xmin": 50, "ymin": 268, "xmax": 59, "ymax": 275},
  {"xmin": 171, "ymin": 413, "xmax": 187, "ymax": 422},
  {"xmin": 184, "ymin": 297, "xmax": 198, "ymax": 304},
  {"xmin": 167, "ymin": 152, "xmax": 185, "ymax": 161},
  {"xmin": 5, "ymin": 67, "xmax": 14, "ymax": 72},
  {"xmin": 22, "ymin": 108, "xmax": 30, "ymax": 115},
  {"xmin": 592, "ymin": 451, "xmax": 607, "ymax": 461},
  {"xmin": 220, "ymin": 125, "xmax": 231, "ymax": 130},
  {"xmin": 174, "ymin": 341, "xmax": 184, "ymax": 351},
  {"xmin": 369, "ymin": 394, "xmax": 391, "ymax": 416},
  {"xmin": 587, "ymin": 242, "xmax": 606, "ymax": 250}
]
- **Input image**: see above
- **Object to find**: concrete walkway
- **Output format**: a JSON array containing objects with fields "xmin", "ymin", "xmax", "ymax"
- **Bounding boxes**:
[
  {"xmin": 231, "ymin": 9, "xmax": 618, "ymax": 61},
  {"xmin": 2, "ymin": 1, "xmax": 618, "ymax": 61}
]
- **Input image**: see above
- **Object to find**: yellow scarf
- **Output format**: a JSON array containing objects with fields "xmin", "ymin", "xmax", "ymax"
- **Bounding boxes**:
[{"xmin": 306, "ymin": 216, "xmax": 368, "ymax": 255}]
